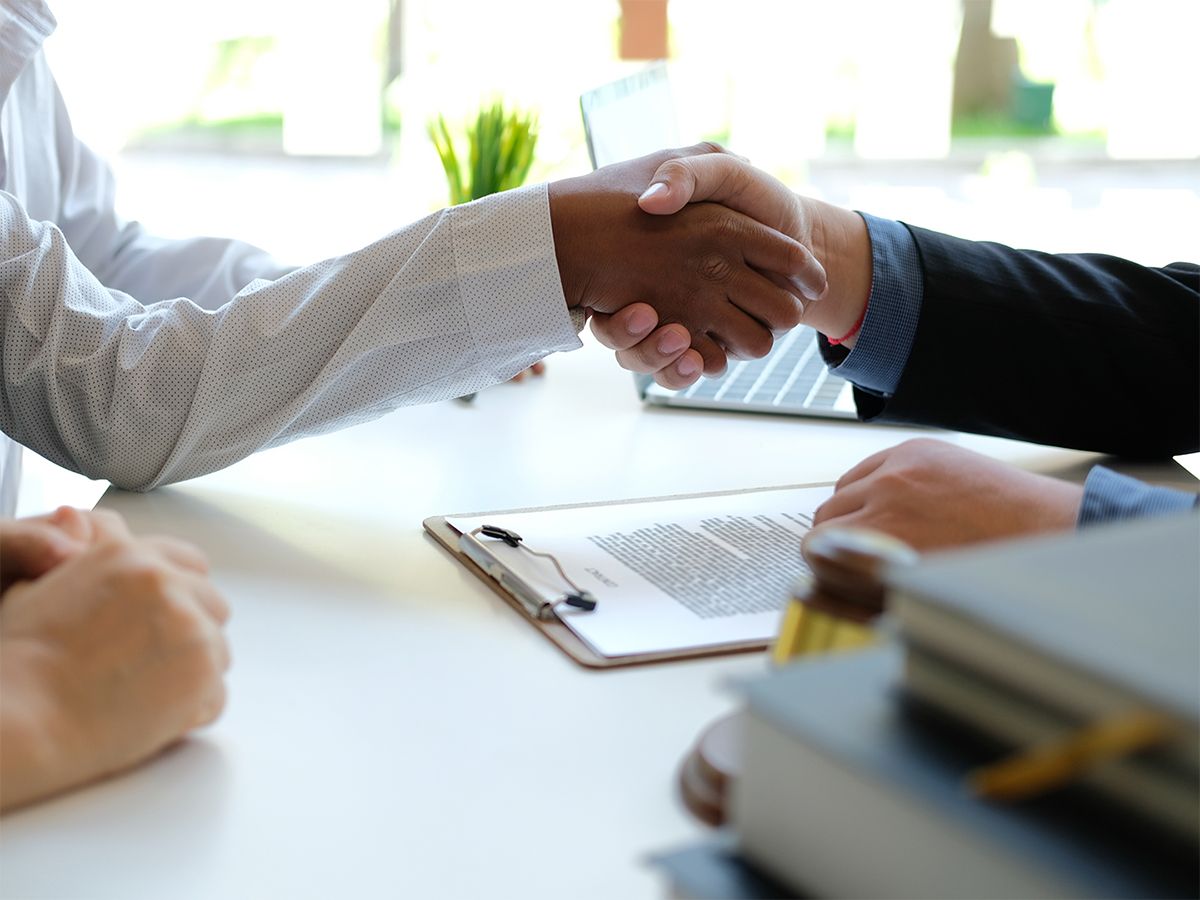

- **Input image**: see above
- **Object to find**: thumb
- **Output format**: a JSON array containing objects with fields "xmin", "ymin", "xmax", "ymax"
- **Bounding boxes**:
[
  {"xmin": 636, "ymin": 157, "xmax": 703, "ymax": 215},
  {"xmin": 638, "ymin": 154, "xmax": 796, "ymax": 234}
]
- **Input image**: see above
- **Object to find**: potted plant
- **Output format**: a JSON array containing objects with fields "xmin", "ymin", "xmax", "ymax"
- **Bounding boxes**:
[{"xmin": 428, "ymin": 100, "xmax": 538, "ymax": 205}]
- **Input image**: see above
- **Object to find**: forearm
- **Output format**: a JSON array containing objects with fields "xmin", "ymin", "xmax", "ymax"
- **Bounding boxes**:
[
  {"xmin": 1, "ymin": 187, "xmax": 578, "ymax": 490},
  {"xmin": 83, "ymin": 226, "xmax": 296, "ymax": 311}
]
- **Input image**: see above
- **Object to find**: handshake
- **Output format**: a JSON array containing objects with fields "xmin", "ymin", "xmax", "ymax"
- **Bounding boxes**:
[{"xmin": 547, "ymin": 144, "xmax": 872, "ymax": 389}]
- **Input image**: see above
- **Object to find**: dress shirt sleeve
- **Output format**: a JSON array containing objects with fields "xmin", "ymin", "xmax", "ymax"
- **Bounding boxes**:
[
  {"xmin": 0, "ymin": 184, "xmax": 579, "ymax": 491},
  {"xmin": 49, "ymin": 82, "xmax": 294, "ymax": 309},
  {"xmin": 818, "ymin": 213, "xmax": 922, "ymax": 396},
  {"xmin": 1077, "ymin": 466, "xmax": 1199, "ymax": 527}
]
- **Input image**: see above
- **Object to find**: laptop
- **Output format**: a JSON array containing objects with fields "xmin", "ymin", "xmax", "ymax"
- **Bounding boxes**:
[{"xmin": 580, "ymin": 63, "xmax": 856, "ymax": 420}]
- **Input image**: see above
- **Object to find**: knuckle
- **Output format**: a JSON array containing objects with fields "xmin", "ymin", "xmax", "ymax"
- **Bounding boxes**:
[
  {"xmin": 697, "ymin": 253, "xmax": 735, "ymax": 284},
  {"xmin": 656, "ymin": 158, "xmax": 690, "ymax": 181},
  {"xmin": 875, "ymin": 470, "xmax": 909, "ymax": 495},
  {"xmin": 125, "ymin": 558, "xmax": 173, "ymax": 595},
  {"xmin": 91, "ymin": 536, "xmax": 130, "ymax": 563},
  {"xmin": 151, "ymin": 591, "xmax": 207, "ymax": 640}
]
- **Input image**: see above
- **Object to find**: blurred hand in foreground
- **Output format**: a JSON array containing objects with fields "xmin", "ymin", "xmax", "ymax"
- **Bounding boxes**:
[{"xmin": 0, "ymin": 510, "xmax": 229, "ymax": 811}]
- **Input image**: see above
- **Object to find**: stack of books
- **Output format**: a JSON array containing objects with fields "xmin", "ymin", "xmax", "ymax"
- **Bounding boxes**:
[
  {"xmin": 653, "ymin": 514, "xmax": 1200, "ymax": 899},
  {"xmin": 893, "ymin": 513, "xmax": 1200, "ymax": 844}
]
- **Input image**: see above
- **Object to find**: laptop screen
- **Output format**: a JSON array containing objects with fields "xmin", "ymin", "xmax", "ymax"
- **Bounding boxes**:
[{"xmin": 580, "ymin": 62, "xmax": 680, "ymax": 169}]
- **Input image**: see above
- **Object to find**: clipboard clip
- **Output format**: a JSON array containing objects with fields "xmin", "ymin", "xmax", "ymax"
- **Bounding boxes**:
[
  {"xmin": 480, "ymin": 524, "xmax": 523, "ymax": 547},
  {"xmin": 460, "ymin": 525, "xmax": 598, "ymax": 620}
]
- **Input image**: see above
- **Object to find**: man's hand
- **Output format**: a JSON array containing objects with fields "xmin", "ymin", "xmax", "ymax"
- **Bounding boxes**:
[
  {"xmin": 549, "ymin": 143, "xmax": 826, "ymax": 375},
  {"xmin": 0, "ymin": 511, "xmax": 229, "ymax": 811},
  {"xmin": 0, "ymin": 507, "xmax": 205, "ymax": 594},
  {"xmin": 589, "ymin": 303, "xmax": 703, "ymax": 389},
  {"xmin": 805, "ymin": 438, "xmax": 1084, "ymax": 554},
  {"xmin": 0, "ymin": 507, "xmax": 91, "ymax": 593},
  {"xmin": 592, "ymin": 153, "xmax": 872, "ymax": 388}
]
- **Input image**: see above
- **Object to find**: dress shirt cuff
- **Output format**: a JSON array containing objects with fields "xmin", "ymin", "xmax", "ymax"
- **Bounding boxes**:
[
  {"xmin": 1077, "ymin": 466, "xmax": 1199, "ymax": 527},
  {"xmin": 818, "ymin": 213, "xmax": 923, "ymax": 396},
  {"xmin": 451, "ymin": 183, "xmax": 582, "ymax": 378}
]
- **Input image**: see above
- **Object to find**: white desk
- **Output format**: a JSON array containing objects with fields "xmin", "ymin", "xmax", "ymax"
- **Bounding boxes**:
[{"xmin": 0, "ymin": 335, "xmax": 1188, "ymax": 900}]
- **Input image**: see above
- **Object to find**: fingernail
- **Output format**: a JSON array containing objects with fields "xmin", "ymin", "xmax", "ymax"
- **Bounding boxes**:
[
  {"xmin": 626, "ymin": 307, "xmax": 656, "ymax": 335},
  {"xmin": 638, "ymin": 182, "xmax": 669, "ymax": 204},
  {"xmin": 676, "ymin": 356, "xmax": 700, "ymax": 377},
  {"xmin": 657, "ymin": 331, "xmax": 688, "ymax": 354}
]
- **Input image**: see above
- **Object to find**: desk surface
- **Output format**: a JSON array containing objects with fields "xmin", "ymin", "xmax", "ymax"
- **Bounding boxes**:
[{"xmin": 0, "ymin": 335, "xmax": 1189, "ymax": 900}]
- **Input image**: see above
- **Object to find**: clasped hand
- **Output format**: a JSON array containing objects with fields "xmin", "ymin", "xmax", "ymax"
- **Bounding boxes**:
[
  {"xmin": 549, "ymin": 143, "xmax": 827, "ymax": 378},
  {"xmin": 0, "ymin": 507, "xmax": 230, "ymax": 811}
]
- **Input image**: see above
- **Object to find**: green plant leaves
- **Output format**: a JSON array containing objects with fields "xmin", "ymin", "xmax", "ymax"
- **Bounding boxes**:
[{"xmin": 428, "ymin": 101, "xmax": 538, "ymax": 205}]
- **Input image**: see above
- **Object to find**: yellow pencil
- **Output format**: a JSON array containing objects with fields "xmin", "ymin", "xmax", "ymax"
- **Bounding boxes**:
[{"xmin": 968, "ymin": 709, "xmax": 1172, "ymax": 801}]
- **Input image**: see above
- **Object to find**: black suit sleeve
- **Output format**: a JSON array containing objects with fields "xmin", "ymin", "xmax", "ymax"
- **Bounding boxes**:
[{"xmin": 850, "ymin": 224, "xmax": 1199, "ymax": 458}]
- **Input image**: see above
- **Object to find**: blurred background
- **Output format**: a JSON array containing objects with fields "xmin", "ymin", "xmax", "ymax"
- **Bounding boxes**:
[
  {"xmin": 42, "ymin": 0, "xmax": 1198, "ymax": 263},
  {"xmin": 20, "ymin": 0, "xmax": 1200, "ymax": 512}
]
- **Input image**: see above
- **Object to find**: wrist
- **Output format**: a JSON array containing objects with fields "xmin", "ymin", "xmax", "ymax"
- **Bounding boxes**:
[
  {"xmin": 547, "ymin": 177, "xmax": 588, "ymax": 311},
  {"xmin": 800, "ymin": 198, "xmax": 872, "ymax": 348},
  {"xmin": 1038, "ymin": 475, "xmax": 1085, "ymax": 524}
]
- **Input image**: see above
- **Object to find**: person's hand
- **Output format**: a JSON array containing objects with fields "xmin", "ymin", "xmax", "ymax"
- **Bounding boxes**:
[
  {"xmin": 0, "ymin": 507, "xmax": 206, "ymax": 594},
  {"xmin": 0, "ymin": 507, "xmax": 92, "ymax": 593},
  {"xmin": 0, "ymin": 511, "xmax": 229, "ymax": 811},
  {"xmin": 589, "ymin": 303, "xmax": 703, "ymax": 389},
  {"xmin": 593, "ymin": 153, "xmax": 872, "ymax": 388},
  {"xmin": 548, "ymin": 143, "xmax": 827, "ymax": 376},
  {"xmin": 805, "ymin": 438, "xmax": 1084, "ymax": 554}
]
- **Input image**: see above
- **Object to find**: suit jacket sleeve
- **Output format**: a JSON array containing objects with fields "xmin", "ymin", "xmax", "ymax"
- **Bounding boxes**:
[{"xmin": 850, "ymin": 224, "xmax": 1199, "ymax": 458}]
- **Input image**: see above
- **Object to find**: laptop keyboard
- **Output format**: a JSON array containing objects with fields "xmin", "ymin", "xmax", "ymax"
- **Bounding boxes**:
[{"xmin": 676, "ymin": 328, "xmax": 848, "ymax": 411}]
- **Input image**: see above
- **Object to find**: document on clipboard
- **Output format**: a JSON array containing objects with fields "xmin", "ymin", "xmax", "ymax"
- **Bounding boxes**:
[{"xmin": 423, "ymin": 483, "xmax": 834, "ymax": 668}]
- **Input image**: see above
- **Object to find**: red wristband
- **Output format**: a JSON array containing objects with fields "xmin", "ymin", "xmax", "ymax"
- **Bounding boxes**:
[{"xmin": 826, "ymin": 304, "xmax": 868, "ymax": 346}]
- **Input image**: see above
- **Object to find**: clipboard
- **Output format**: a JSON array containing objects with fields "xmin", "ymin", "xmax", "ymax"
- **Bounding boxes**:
[{"xmin": 423, "ymin": 482, "xmax": 833, "ymax": 669}]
